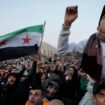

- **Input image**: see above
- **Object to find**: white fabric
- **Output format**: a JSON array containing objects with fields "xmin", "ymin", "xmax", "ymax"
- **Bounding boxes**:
[
  {"xmin": 101, "ymin": 42, "xmax": 105, "ymax": 79},
  {"xmin": 0, "ymin": 32, "xmax": 41, "ymax": 48}
]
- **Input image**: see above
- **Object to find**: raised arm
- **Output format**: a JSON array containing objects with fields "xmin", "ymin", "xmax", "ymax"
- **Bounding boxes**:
[
  {"xmin": 58, "ymin": 6, "xmax": 86, "ymax": 54},
  {"xmin": 64, "ymin": 6, "xmax": 78, "ymax": 26}
]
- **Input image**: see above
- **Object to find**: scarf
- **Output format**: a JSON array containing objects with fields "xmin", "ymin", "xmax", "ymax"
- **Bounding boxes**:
[{"xmin": 81, "ymin": 33, "xmax": 103, "ymax": 82}]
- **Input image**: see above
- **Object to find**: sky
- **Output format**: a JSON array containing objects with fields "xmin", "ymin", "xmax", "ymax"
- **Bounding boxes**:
[{"xmin": 0, "ymin": 0, "xmax": 105, "ymax": 48}]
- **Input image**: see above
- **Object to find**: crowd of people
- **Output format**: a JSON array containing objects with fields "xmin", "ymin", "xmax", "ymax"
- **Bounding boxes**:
[
  {"xmin": 0, "ymin": 4, "xmax": 105, "ymax": 105},
  {"xmin": 0, "ymin": 54, "xmax": 105, "ymax": 105}
]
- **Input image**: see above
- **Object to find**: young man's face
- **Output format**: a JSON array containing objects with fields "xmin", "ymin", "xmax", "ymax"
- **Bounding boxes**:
[
  {"xmin": 11, "ymin": 68, "xmax": 18, "ymax": 73},
  {"xmin": 7, "ymin": 75, "xmax": 16, "ymax": 85},
  {"xmin": 93, "ymin": 89, "xmax": 105, "ymax": 105},
  {"xmin": 47, "ymin": 85, "xmax": 57, "ymax": 97},
  {"xmin": 28, "ymin": 89, "xmax": 42, "ymax": 105},
  {"xmin": 6, "ymin": 64, "xmax": 12, "ymax": 71},
  {"xmin": 98, "ymin": 15, "xmax": 105, "ymax": 33}
]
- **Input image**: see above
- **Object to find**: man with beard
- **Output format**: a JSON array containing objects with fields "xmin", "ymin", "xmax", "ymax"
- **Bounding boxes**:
[
  {"xmin": 45, "ymin": 81, "xmax": 59, "ymax": 101},
  {"xmin": 0, "ymin": 70, "xmax": 24, "ymax": 105}
]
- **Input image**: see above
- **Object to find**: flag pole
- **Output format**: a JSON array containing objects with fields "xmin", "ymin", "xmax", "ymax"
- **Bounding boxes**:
[
  {"xmin": 38, "ymin": 21, "xmax": 46, "ymax": 54},
  {"xmin": 35, "ymin": 21, "xmax": 46, "ymax": 73}
]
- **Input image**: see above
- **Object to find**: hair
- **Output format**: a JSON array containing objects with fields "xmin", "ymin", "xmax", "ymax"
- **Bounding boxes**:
[
  {"xmin": 98, "ymin": 5, "xmax": 105, "ymax": 26},
  {"xmin": 93, "ymin": 81, "xmax": 105, "ymax": 95},
  {"xmin": 48, "ymin": 99, "xmax": 64, "ymax": 105},
  {"xmin": 6, "ymin": 72, "xmax": 18, "ymax": 79},
  {"xmin": 29, "ymin": 85, "xmax": 44, "ymax": 96}
]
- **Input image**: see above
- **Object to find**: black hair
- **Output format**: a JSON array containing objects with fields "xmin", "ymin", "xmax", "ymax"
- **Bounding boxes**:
[
  {"xmin": 29, "ymin": 84, "xmax": 44, "ymax": 96},
  {"xmin": 93, "ymin": 81, "xmax": 105, "ymax": 95},
  {"xmin": 98, "ymin": 5, "xmax": 105, "ymax": 26}
]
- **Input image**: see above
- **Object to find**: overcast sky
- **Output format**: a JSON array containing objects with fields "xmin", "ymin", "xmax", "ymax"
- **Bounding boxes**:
[{"xmin": 0, "ymin": 0, "xmax": 105, "ymax": 47}]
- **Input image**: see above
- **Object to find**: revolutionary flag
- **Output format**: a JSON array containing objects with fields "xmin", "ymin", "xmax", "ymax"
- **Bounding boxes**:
[{"xmin": 0, "ymin": 24, "xmax": 44, "ymax": 61}]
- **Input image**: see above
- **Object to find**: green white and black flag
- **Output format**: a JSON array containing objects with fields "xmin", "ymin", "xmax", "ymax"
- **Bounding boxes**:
[{"xmin": 0, "ymin": 24, "xmax": 44, "ymax": 61}]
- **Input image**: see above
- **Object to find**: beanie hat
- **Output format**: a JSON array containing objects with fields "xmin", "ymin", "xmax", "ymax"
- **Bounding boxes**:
[{"xmin": 46, "ymin": 81, "xmax": 59, "ymax": 90}]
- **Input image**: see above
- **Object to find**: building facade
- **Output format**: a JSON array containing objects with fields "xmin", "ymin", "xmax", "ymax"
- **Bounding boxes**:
[{"xmin": 41, "ymin": 42, "xmax": 57, "ymax": 57}]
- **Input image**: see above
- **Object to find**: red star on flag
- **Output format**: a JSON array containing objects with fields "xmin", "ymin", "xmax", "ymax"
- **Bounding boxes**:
[
  {"xmin": 22, "ymin": 35, "xmax": 31, "ymax": 44},
  {"xmin": 0, "ymin": 40, "xmax": 7, "ymax": 46}
]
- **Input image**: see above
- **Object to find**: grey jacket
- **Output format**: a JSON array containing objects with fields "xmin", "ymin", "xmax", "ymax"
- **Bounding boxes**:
[{"xmin": 58, "ymin": 25, "xmax": 87, "ymax": 54}]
